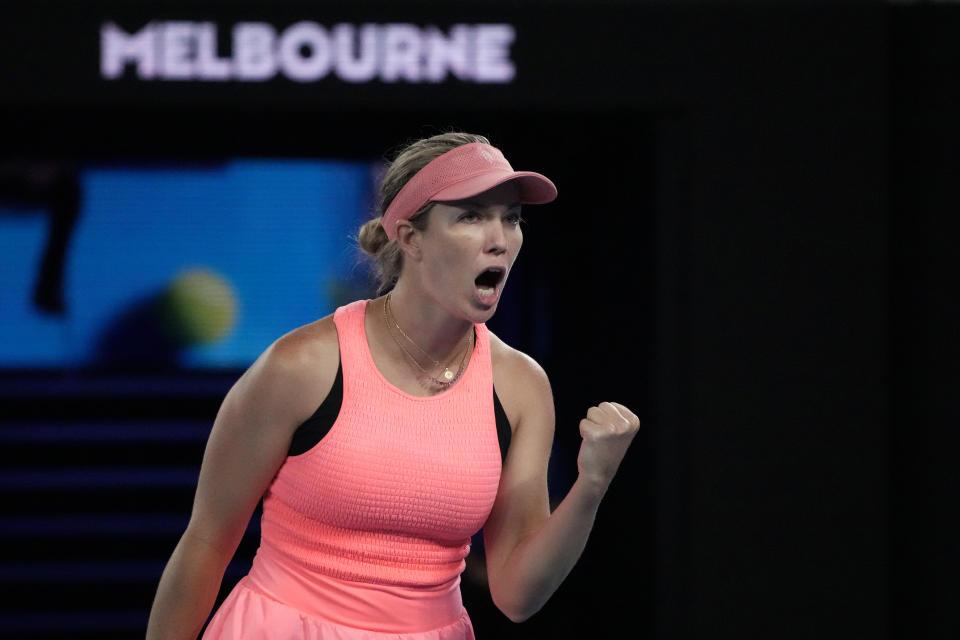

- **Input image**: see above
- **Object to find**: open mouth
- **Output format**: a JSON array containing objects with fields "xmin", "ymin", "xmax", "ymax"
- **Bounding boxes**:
[{"xmin": 474, "ymin": 267, "xmax": 505, "ymax": 295}]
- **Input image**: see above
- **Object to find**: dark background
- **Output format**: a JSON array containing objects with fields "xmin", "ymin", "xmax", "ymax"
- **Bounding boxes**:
[{"xmin": 1, "ymin": 1, "xmax": 958, "ymax": 638}]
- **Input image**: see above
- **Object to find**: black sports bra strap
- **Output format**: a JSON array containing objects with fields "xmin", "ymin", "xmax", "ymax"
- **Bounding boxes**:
[
  {"xmin": 288, "ymin": 361, "xmax": 512, "ymax": 463},
  {"xmin": 492, "ymin": 389, "xmax": 512, "ymax": 464},
  {"xmin": 287, "ymin": 362, "xmax": 343, "ymax": 457}
]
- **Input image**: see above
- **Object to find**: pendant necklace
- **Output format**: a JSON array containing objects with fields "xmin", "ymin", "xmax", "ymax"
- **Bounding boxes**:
[{"xmin": 383, "ymin": 293, "xmax": 472, "ymax": 390}]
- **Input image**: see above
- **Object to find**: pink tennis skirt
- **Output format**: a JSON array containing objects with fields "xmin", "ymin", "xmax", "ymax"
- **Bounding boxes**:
[{"xmin": 202, "ymin": 564, "xmax": 476, "ymax": 640}]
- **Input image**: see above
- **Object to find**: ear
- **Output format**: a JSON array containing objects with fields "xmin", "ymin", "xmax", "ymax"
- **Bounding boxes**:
[{"xmin": 395, "ymin": 219, "xmax": 423, "ymax": 262}]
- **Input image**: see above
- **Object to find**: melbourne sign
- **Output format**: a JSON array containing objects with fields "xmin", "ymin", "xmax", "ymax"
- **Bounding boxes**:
[{"xmin": 101, "ymin": 21, "xmax": 517, "ymax": 83}]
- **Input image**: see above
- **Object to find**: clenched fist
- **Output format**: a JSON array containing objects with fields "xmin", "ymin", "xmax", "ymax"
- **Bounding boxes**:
[{"xmin": 577, "ymin": 402, "xmax": 641, "ymax": 493}]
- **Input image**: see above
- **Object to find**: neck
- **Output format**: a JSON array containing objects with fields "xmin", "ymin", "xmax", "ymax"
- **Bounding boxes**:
[{"xmin": 385, "ymin": 281, "xmax": 474, "ymax": 362}]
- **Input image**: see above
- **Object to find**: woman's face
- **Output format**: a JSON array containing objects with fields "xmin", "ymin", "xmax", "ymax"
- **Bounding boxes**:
[{"xmin": 414, "ymin": 181, "xmax": 523, "ymax": 323}]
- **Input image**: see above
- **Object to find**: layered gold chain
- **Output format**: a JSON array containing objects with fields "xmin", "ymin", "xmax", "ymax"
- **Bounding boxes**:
[{"xmin": 383, "ymin": 294, "xmax": 472, "ymax": 390}]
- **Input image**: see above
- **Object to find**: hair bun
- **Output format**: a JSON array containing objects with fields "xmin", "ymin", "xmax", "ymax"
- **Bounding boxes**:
[{"xmin": 357, "ymin": 217, "xmax": 389, "ymax": 256}]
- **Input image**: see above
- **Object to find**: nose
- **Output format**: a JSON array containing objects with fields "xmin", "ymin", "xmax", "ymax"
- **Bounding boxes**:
[{"xmin": 485, "ymin": 218, "xmax": 507, "ymax": 255}]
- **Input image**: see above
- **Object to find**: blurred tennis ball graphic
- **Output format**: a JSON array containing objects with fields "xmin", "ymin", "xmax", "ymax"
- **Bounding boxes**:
[{"xmin": 159, "ymin": 267, "xmax": 237, "ymax": 346}]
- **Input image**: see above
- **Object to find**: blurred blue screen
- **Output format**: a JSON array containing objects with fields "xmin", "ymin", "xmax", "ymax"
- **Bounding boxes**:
[{"xmin": 0, "ymin": 159, "xmax": 376, "ymax": 369}]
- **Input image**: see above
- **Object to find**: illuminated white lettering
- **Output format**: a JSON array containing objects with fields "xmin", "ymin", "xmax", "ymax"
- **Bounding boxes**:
[
  {"xmin": 100, "ymin": 22, "xmax": 156, "ymax": 79},
  {"xmin": 159, "ymin": 21, "xmax": 194, "ymax": 80},
  {"xmin": 423, "ymin": 25, "xmax": 470, "ymax": 82},
  {"xmin": 99, "ymin": 21, "xmax": 517, "ymax": 85},
  {"xmin": 233, "ymin": 22, "xmax": 277, "ymax": 81},
  {"xmin": 333, "ymin": 24, "xmax": 377, "ymax": 83},
  {"xmin": 474, "ymin": 24, "xmax": 515, "ymax": 83},
  {"xmin": 195, "ymin": 22, "xmax": 230, "ymax": 80},
  {"xmin": 381, "ymin": 24, "xmax": 422, "ymax": 83},
  {"xmin": 278, "ymin": 21, "xmax": 332, "ymax": 82}
]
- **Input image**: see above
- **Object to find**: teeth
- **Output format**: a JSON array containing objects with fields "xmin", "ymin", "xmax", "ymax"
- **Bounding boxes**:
[{"xmin": 477, "ymin": 287, "xmax": 494, "ymax": 296}]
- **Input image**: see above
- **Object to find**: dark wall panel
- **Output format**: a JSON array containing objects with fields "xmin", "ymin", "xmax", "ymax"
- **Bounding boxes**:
[
  {"xmin": 659, "ymin": 10, "xmax": 888, "ymax": 639},
  {"xmin": 889, "ymin": 8, "xmax": 960, "ymax": 639}
]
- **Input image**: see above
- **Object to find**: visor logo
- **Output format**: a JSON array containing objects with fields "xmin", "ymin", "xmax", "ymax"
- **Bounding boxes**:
[{"xmin": 477, "ymin": 148, "xmax": 499, "ymax": 164}]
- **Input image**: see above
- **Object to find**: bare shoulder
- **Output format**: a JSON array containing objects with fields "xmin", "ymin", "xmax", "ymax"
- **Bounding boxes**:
[
  {"xmin": 488, "ymin": 331, "xmax": 554, "ymax": 434},
  {"xmin": 488, "ymin": 331, "xmax": 550, "ymax": 389},
  {"xmin": 267, "ymin": 313, "xmax": 340, "ymax": 372},
  {"xmin": 232, "ymin": 313, "xmax": 340, "ymax": 431}
]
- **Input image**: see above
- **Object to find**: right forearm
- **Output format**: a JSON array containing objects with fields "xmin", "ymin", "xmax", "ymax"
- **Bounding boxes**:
[{"xmin": 145, "ymin": 530, "xmax": 234, "ymax": 640}]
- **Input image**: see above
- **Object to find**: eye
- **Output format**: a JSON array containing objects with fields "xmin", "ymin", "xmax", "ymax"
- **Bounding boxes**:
[
  {"xmin": 459, "ymin": 210, "xmax": 481, "ymax": 222},
  {"xmin": 504, "ymin": 211, "xmax": 524, "ymax": 226}
]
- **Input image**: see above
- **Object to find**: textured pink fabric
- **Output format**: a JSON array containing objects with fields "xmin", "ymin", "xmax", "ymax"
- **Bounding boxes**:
[
  {"xmin": 381, "ymin": 142, "xmax": 557, "ymax": 240},
  {"xmin": 203, "ymin": 300, "xmax": 502, "ymax": 638},
  {"xmin": 203, "ymin": 578, "xmax": 476, "ymax": 640}
]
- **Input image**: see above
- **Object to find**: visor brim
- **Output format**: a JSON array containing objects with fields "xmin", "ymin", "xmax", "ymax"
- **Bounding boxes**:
[{"xmin": 432, "ymin": 170, "xmax": 557, "ymax": 205}]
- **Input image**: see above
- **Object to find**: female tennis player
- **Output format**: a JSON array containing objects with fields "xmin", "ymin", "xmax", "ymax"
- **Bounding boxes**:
[{"xmin": 146, "ymin": 132, "xmax": 640, "ymax": 639}]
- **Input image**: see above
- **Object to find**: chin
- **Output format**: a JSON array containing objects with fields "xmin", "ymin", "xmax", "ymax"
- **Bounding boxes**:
[{"xmin": 466, "ymin": 299, "xmax": 499, "ymax": 323}]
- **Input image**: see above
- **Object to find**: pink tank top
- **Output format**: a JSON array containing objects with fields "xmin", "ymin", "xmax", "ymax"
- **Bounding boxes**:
[{"xmin": 245, "ymin": 300, "xmax": 503, "ymax": 632}]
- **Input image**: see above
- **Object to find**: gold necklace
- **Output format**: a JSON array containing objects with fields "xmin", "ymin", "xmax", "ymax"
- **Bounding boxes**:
[{"xmin": 383, "ymin": 294, "xmax": 472, "ymax": 389}]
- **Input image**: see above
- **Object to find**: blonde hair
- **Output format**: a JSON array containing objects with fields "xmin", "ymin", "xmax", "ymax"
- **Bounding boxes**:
[{"xmin": 358, "ymin": 132, "xmax": 490, "ymax": 292}]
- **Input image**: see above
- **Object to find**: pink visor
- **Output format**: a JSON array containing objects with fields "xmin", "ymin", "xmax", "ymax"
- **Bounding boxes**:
[{"xmin": 381, "ymin": 142, "xmax": 557, "ymax": 240}]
